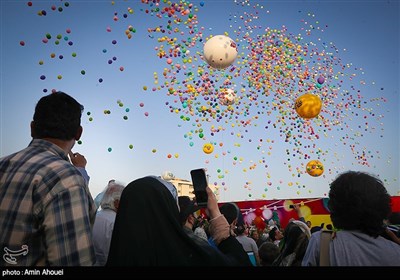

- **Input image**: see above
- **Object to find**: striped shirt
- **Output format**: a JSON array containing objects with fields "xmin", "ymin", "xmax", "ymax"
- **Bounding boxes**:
[{"xmin": 0, "ymin": 139, "xmax": 96, "ymax": 266}]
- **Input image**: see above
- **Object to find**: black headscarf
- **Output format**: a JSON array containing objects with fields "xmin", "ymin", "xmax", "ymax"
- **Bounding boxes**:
[{"xmin": 106, "ymin": 176, "xmax": 245, "ymax": 266}]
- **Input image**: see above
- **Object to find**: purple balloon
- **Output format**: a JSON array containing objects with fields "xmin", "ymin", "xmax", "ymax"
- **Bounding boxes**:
[{"xmin": 317, "ymin": 76, "xmax": 325, "ymax": 84}]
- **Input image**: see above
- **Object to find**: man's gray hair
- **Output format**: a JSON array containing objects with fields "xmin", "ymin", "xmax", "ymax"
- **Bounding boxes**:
[{"xmin": 100, "ymin": 181, "xmax": 125, "ymax": 211}]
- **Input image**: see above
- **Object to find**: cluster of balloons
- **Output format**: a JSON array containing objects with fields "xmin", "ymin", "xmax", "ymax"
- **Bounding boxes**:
[
  {"xmin": 202, "ymin": 34, "xmax": 325, "ymax": 177},
  {"xmin": 218, "ymin": 88, "xmax": 236, "ymax": 106},
  {"xmin": 21, "ymin": 0, "xmax": 387, "ymax": 198}
]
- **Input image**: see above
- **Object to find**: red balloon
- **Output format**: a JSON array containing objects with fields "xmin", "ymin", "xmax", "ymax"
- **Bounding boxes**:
[
  {"xmin": 254, "ymin": 208, "xmax": 263, "ymax": 216},
  {"xmin": 253, "ymin": 216, "xmax": 265, "ymax": 231}
]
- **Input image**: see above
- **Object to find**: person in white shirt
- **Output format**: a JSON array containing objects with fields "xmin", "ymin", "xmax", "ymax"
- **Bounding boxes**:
[{"xmin": 92, "ymin": 181, "xmax": 125, "ymax": 266}]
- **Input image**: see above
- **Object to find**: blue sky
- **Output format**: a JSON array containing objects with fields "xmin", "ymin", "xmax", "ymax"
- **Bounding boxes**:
[{"xmin": 1, "ymin": 0, "xmax": 399, "ymax": 202}]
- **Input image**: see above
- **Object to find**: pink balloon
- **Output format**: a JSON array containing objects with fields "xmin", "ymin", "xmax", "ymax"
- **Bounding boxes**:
[{"xmin": 243, "ymin": 212, "xmax": 256, "ymax": 224}]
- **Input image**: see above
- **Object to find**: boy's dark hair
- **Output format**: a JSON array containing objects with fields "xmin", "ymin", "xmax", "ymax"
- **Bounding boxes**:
[
  {"xmin": 259, "ymin": 241, "xmax": 280, "ymax": 266},
  {"xmin": 219, "ymin": 202, "xmax": 239, "ymax": 225},
  {"xmin": 328, "ymin": 171, "xmax": 391, "ymax": 237},
  {"xmin": 235, "ymin": 225, "xmax": 246, "ymax": 235},
  {"xmin": 269, "ymin": 227, "xmax": 277, "ymax": 241},
  {"xmin": 33, "ymin": 91, "xmax": 83, "ymax": 140}
]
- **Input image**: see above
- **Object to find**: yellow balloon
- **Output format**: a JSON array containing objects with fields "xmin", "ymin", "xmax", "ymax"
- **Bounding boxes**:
[
  {"xmin": 306, "ymin": 160, "xmax": 324, "ymax": 177},
  {"xmin": 299, "ymin": 205, "xmax": 312, "ymax": 219},
  {"xmin": 202, "ymin": 143, "xmax": 214, "ymax": 154},
  {"xmin": 283, "ymin": 200, "xmax": 294, "ymax": 211},
  {"xmin": 294, "ymin": 93, "xmax": 322, "ymax": 119}
]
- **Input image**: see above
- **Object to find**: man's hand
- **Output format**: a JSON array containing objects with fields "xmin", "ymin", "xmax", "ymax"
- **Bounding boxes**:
[
  {"xmin": 69, "ymin": 151, "xmax": 87, "ymax": 168},
  {"xmin": 293, "ymin": 204, "xmax": 304, "ymax": 218},
  {"xmin": 385, "ymin": 227, "xmax": 400, "ymax": 245}
]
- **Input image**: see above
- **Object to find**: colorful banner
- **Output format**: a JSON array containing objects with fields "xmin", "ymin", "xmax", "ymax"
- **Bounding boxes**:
[{"xmin": 219, "ymin": 196, "xmax": 400, "ymax": 230}]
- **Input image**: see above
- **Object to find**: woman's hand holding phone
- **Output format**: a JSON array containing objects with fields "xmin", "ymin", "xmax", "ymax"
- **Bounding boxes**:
[
  {"xmin": 205, "ymin": 186, "xmax": 221, "ymax": 220},
  {"xmin": 190, "ymin": 168, "xmax": 222, "ymax": 219}
]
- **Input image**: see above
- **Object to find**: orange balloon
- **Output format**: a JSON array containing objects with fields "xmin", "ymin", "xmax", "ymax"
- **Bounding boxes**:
[
  {"xmin": 306, "ymin": 160, "xmax": 324, "ymax": 177},
  {"xmin": 253, "ymin": 216, "xmax": 265, "ymax": 231},
  {"xmin": 294, "ymin": 93, "xmax": 322, "ymax": 119},
  {"xmin": 202, "ymin": 143, "xmax": 214, "ymax": 154}
]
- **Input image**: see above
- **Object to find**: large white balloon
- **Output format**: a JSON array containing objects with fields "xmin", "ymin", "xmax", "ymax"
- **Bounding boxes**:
[
  {"xmin": 203, "ymin": 35, "xmax": 238, "ymax": 70},
  {"xmin": 262, "ymin": 208, "xmax": 273, "ymax": 220}
]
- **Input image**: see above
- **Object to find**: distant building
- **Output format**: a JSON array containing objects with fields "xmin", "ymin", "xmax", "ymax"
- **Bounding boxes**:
[{"xmin": 161, "ymin": 171, "xmax": 220, "ymax": 200}]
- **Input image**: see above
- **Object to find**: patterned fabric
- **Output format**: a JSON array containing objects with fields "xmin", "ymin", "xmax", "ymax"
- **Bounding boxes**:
[{"xmin": 0, "ymin": 139, "xmax": 96, "ymax": 266}]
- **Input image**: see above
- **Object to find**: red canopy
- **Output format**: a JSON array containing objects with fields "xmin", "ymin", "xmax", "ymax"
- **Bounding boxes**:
[{"xmin": 217, "ymin": 196, "xmax": 400, "ymax": 230}]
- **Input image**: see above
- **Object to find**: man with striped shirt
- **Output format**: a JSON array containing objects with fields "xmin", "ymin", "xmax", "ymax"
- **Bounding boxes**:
[{"xmin": 0, "ymin": 91, "xmax": 96, "ymax": 266}]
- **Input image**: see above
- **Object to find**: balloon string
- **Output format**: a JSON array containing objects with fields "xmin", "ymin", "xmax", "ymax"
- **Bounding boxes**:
[{"xmin": 240, "ymin": 197, "xmax": 323, "ymax": 212}]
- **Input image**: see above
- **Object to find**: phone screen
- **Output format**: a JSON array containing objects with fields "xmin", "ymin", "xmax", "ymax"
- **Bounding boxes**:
[{"xmin": 190, "ymin": 168, "xmax": 208, "ymax": 207}]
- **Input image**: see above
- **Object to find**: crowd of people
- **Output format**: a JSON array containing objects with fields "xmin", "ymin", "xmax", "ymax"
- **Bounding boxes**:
[{"xmin": 1, "ymin": 91, "xmax": 399, "ymax": 267}]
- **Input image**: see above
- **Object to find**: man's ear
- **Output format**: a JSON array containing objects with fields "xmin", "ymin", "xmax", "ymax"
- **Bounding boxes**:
[
  {"xmin": 75, "ymin": 126, "xmax": 83, "ymax": 140},
  {"xmin": 114, "ymin": 199, "xmax": 120, "ymax": 211},
  {"xmin": 30, "ymin": 121, "xmax": 36, "ymax": 138}
]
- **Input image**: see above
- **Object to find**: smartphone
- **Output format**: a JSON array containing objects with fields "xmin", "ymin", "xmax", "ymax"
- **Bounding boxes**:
[{"xmin": 190, "ymin": 168, "xmax": 209, "ymax": 208}]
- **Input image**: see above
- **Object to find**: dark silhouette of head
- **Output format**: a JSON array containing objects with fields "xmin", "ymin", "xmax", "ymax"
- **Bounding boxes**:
[
  {"xmin": 328, "ymin": 171, "xmax": 391, "ymax": 237},
  {"xmin": 32, "ymin": 91, "xmax": 83, "ymax": 140},
  {"xmin": 259, "ymin": 241, "xmax": 280, "ymax": 266},
  {"xmin": 219, "ymin": 202, "xmax": 239, "ymax": 225},
  {"xmin": 269, "ymin": 227, "xmax": 278, "ymax": 241},
  {"xmin": 178, "ymin": 196, "xmax": 200, "ymax": 226}
]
